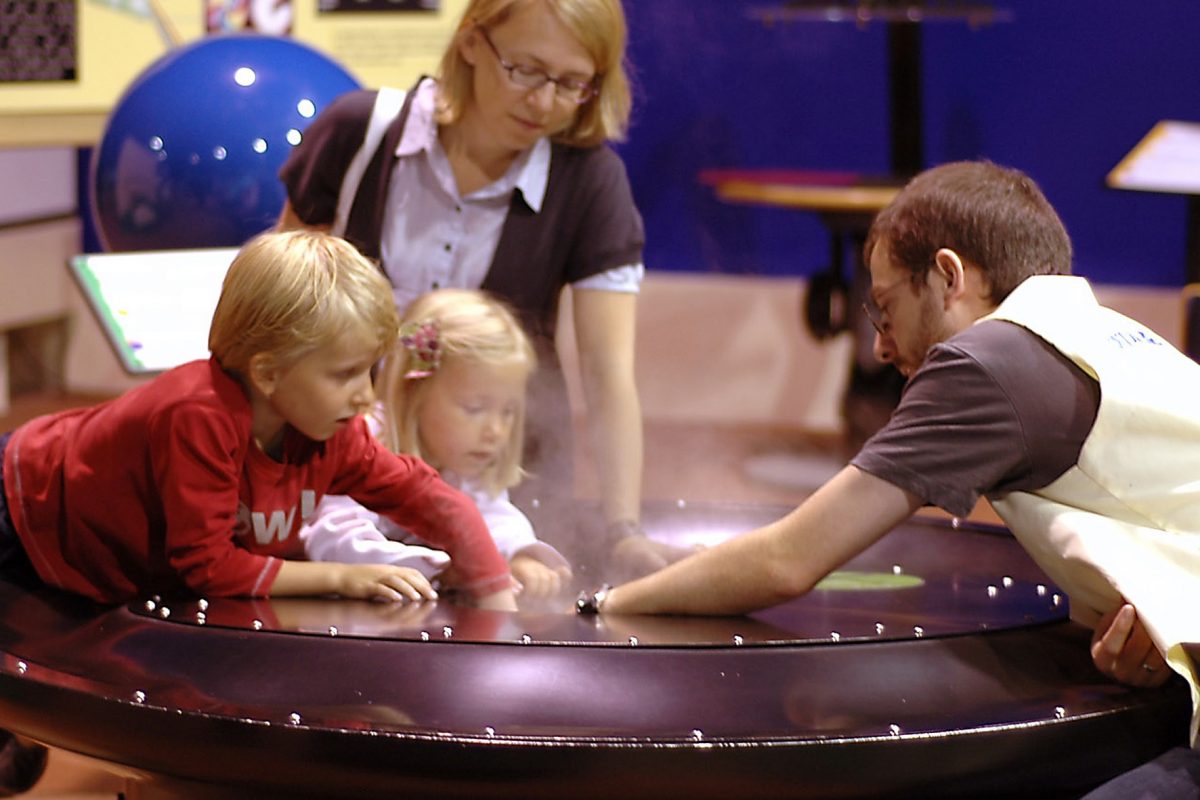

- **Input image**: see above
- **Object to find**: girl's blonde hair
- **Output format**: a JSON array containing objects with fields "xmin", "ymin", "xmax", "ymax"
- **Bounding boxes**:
[
  {"xmin": 209, "ymin": 229, "xmax": 400, "ymax": 373},
  {"xmin": 376, "ymin": 289, "xmax": 536, "ymax": 495},
  {"xmin": 436, "ymin": 0, "xmax": 632, "ymax": 148}
]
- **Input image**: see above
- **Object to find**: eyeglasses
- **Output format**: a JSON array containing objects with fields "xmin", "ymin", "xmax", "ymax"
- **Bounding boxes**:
[
  {"xmin": 477, "ymin": 27, "xmax": 599, "ymax": 105},
  {"xmin": 862, "ymin": 278, "xmax": 908, "ymax": 336}
]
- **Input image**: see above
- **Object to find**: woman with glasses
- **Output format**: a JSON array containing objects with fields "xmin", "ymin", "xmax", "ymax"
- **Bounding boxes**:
[{"xmin": 278, "ymin": 0, "xmax": 683, "ymax": 580}]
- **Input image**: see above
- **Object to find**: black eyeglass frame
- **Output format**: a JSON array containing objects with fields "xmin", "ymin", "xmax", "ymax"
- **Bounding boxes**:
[
  {"xmin": 861, "ymin": 277, "xmax": 909, "ymax": 336},
  {"xmin": 862, "ymin": 301, "xmax": 886, "ymax": 336},
  {"xmin": 477, "ymin": 26, "xmax": 600, "ymax": 105}
]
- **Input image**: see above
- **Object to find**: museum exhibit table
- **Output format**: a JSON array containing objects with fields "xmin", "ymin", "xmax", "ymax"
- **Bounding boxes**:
[{"xmin": 0, "ymin": 502, "xmax": 1189, "ymax": 799}]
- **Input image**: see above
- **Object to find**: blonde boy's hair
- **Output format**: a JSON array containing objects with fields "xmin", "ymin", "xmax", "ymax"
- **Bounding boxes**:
[
  {"xmin": 436, "ymin": 0, "xmax": 632, "ymax": 148},
  {"xmin": 209, "ymin": 230, "xmax": 400, "ymax": 373},
  {"xmin": 376, "ymin": 289, "xmax": 536, "ymax": 495}
]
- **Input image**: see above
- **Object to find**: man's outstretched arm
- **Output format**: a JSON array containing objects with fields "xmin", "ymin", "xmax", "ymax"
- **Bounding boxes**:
[{"xmin": 602, "ymin": 466, "xmax": 922, "ymax": 616}]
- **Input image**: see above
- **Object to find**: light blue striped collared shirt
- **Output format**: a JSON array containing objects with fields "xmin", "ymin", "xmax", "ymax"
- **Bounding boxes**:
[{"xmin": 379, "ymin": 80, "xmax": 643, "ymax": 314}]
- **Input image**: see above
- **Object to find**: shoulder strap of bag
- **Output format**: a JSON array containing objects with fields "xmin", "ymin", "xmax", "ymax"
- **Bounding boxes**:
[{"xmin": 331, "ymin": 86, "xmax": 407, "ymax": 238}]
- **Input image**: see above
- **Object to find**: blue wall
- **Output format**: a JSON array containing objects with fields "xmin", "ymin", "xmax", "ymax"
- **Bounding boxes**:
[{"xmin": 619, "ymin": 1, "xmax": 1200, "ymax": 287}]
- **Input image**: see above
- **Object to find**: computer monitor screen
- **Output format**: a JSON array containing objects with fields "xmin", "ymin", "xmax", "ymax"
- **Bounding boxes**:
[{"xmin": 68, "ymin": 247, "xmax": 238, "ymax": 375}]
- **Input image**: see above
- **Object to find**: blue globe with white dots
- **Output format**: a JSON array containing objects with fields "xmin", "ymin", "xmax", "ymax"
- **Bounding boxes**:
[{"xmin": 91, "ymin": 34, "xmax": 359, "ymax": 252}]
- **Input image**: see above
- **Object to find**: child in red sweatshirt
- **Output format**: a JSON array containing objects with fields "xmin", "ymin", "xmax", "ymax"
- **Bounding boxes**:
[{"xmin": 0, "ymin": 230, "xmax": 514, "ymax": 609}]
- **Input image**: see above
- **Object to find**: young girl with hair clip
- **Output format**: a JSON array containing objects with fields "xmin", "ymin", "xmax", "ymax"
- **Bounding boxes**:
[
  {"xmin": 301, "ymin": 288, "xmax": 572, "ymax": 598},
  {"xmin": 279, "ymin": 0, "xmax": 696, "ymax": 580}
]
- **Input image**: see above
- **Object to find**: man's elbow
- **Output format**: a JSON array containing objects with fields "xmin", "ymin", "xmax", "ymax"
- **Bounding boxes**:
[{"xmin": 760, "ymin": 554, "xmax": 818, "ymax": 605}]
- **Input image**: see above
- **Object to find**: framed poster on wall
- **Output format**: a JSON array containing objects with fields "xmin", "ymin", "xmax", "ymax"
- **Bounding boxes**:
[{"xmin": 0, "ymin": 1, "xmax": 78, "ymax": 83}]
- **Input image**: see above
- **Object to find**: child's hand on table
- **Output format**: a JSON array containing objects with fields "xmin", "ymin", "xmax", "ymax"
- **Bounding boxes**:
[
  {"xmin": 334, "ymin": 563, "xmax": 439, "ymax": 603},
  {"xmin": 414, "ymin": 563, "xmax": 518, "ymax": 610},
  {"xmin": 511, "ymin": 553, "xmax": 572, "ymax": 598}
]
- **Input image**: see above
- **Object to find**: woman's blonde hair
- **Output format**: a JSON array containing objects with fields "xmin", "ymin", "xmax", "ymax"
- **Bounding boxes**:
[
  {"xmin": 436, "ymin": 0, "xmax": 632, "ymax": 148},
  {"xmin": 376, "ymin": 288, "xmax": 536, "ymax": 495},
  {"xmin": 209, "ymin": 229, "xmax": 399, "ymax": 373}
]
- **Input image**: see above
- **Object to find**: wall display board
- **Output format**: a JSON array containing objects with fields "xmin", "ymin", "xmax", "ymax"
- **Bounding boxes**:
[
  {"xmin": 1108, "ymin": 120, "xmax": 1200, "ymax": 283},
  {"xmin": 1107, "ymin": 121, "xmax": 1200, "ymax": 196},
  {"xmin": 69, "ymin": 246, "xmax": 236, "ymax": 374},
  {"xmin": 0, "ymin": 0, "xmax": 466, "ymax": 147}
]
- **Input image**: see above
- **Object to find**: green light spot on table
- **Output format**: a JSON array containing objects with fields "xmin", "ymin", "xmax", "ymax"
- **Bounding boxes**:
[{"xmin": 815, "ymin": 570, "xmax": 925, "ymax": 591}]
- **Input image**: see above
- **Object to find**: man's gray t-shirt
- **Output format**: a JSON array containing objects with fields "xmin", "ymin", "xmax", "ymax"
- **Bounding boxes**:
[{"xmin": 851, "ymin": 319, "xmax": 1102, "ymax": 517}]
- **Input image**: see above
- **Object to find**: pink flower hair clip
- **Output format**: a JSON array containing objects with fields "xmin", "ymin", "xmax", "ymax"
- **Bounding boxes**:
[{"xmin": 399, "ymin": 320, "xmax": 441, "ymax": 379}]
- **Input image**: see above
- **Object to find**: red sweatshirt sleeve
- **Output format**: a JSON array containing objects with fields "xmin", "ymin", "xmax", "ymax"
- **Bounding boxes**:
[{"xmin": 328, "ymin": 421, "xmax": 511, "ymax": 596}]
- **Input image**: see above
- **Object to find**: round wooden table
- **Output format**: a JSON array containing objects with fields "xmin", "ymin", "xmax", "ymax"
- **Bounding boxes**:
[{"xmin": 0, "ymin": 502, "xmax": 1190, "ymax": 799}]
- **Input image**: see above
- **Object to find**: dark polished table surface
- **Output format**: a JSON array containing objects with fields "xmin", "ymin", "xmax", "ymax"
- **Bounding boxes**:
[{"xmin": 0, "ymin": 502, "xmax": 1190, "ymax": 799}]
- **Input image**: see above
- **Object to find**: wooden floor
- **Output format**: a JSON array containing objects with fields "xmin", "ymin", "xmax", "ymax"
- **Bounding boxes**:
[{"xmin": 0, "ymin": 390, "xmax": 994, "ymax": 798}]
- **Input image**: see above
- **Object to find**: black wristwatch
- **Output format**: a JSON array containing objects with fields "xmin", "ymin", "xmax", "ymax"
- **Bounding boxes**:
[{"xmin": 575, "ymin": 584, "xmax": 612, "ymax": 615}]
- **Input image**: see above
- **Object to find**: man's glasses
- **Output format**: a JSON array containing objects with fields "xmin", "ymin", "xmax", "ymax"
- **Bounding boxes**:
[
  {"xmin": 862, "ymin": 300, "xmax": 886, "ymax": 336},
  {"xmin": 478, "ymin": 27, "xmax": 599, "ymax": 105},
  {"xmin": 862, "ymin": 278, "xmax": 907, "ymax": 336}
]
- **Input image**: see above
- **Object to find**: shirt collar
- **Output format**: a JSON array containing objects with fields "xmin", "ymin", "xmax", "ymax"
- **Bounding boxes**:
[
  {"xmin": 394, "ymin": 78, "xmax": 439, "ymax": 158},
  {"xmin": 395, "ymin": 79, "xmax": 550, "ymax": 212},
  {"xmin": 515, "ymin": 138, "xmax": 550, "ymax": 212}
]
